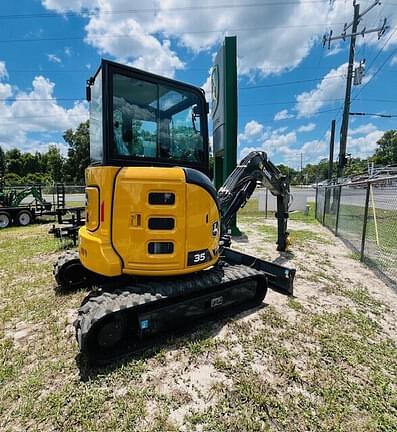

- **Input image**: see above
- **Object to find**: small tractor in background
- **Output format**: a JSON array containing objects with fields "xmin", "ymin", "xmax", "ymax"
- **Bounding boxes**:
[{"xmin": 0, "ymin": 184, "xmax": 52, "ymax": 228}]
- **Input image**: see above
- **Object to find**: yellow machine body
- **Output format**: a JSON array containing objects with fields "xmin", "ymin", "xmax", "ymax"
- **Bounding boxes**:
[{"xmin": 79, "ymin": 165, "xmax": 220, "ymax": 277}]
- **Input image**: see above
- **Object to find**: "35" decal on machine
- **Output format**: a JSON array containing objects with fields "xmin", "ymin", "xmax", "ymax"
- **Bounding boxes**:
[{"xmin": 187, "ymin": 249, "xmax": 212, "ymax": 266}]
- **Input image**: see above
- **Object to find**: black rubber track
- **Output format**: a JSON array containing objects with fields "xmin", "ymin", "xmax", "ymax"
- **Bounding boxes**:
[
  {"xmin": 74, "ymin": 264, "xmax": 267, "ymax": 364},
  {"xmin": 54, "ymin": 251, "xmax": 93, "ymax": 292}
]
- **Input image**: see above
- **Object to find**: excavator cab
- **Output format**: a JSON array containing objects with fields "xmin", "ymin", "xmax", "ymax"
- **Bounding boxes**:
[
  {"xmin": 80, "ymin": 60, "xmax": 220, "ymax": 278},
  {"xmin": 87, "ymin": 60, "xmax": 209, "ymax": 174}
]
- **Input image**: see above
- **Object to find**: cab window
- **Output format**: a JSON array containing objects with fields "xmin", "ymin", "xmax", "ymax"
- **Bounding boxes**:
[{"xmin": 112, "ymin": 73, "xmax": 204, "ymax": 165}]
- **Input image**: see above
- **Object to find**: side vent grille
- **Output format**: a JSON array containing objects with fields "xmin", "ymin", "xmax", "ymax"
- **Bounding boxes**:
[
  {"xmin": 148, "ymin": 242, "xmax": 174, "ymax": 254},
  {"xmin": 148, "ymin": 192, "xmax": 175, "ymax": 205},
  {"xmin": 148, "ymin": 218, "xmax": 175, "ymax": 230}
]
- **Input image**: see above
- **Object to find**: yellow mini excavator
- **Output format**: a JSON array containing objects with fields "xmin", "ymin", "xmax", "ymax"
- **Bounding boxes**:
[{"xmin": 54, "ymin": 60, "xmax": 295, "ymax": 364}]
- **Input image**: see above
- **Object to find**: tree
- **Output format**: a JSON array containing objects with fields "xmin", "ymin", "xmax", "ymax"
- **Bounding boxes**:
[
  {"xmin": 21, "ymin": 152, "xmax": 41, "ymax": 176},
  {"xmin": 0, "ymin": 146, "xmax": 5, "ymax": 183},
  {"xmin": 24, "ymin": 172, "xmax": 51, "ymax": 185},
  {"xmin": 5, "ymin": 149, "xmax": 23, "ymax": 177},
  {"xmin": 344, "ymin": 158, "xmax": 368, "ymax": 177},
  {"xmin": 4, "ymin": 172, "xmax": 23, "ymax": 186},
  {"xmin": 372, "ymin": 130, "xmax": 397, "ymax": 166},
  {"xmin": 63, "ymin": 120, "xmax": 90, "ymax": 184},
  {"xmin": 47, "ymin": 145, "xmax": 65, "ymax": 183}
]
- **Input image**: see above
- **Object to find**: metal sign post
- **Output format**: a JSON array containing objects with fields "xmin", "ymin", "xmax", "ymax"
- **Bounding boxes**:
[{"xmin": 211, "ymin": 36, "xmax": 240, "ymax": 235}]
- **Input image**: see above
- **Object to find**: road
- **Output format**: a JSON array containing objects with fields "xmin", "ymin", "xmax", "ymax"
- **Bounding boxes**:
[
  {"xmin": 20, "ymin": 187, "xmax": 397, "ymax": 212},
  {"xmin": 255, "ymin": 187, "xmax": 315, "ymax": 212},
  {"xmin": 338, "ymin": 186, "xmax": 397, "ymax": 211}
]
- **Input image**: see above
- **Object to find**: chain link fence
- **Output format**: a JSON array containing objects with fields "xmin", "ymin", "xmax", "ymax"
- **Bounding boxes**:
[{"xmin": 316, "ymin": 176, "xmax": 397, "ymax": 286}]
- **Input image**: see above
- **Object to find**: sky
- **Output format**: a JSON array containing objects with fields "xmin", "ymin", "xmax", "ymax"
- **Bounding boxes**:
[{"xmin": 0, "ymin": 0, "xmax": 396, "ymax": 168}]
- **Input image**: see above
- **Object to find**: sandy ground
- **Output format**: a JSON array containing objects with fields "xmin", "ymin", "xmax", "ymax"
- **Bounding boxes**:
[
  {"xmin": 233, "ymin": 219, "xmax": 397, "ymax": 338},
  {"xmin": 2, "ymin": 219, "xmax": 396, "ymax": 431},
  {"xmin": 139, "ymin": 217, "xmax": 397, "ymax": 429}
]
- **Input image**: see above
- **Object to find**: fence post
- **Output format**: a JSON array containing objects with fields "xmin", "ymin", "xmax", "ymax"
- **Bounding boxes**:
[
  {"xmin": 265, "ymin": 187, "xmax": 268, "ymax": 219},
  {"xmin": 315, "ymin": 186, "xmax": 318, "ymax": 220},
  {"xmin": 322, "ymin": 186, "xmax": 327, "ymax": 225},
  {"xmin": 360, "ymin": 182, "xmax": 371, "ymax": 262},
  {"xmin": 335, "ymin": 185, "xmax": 342, "ymax": 235}
]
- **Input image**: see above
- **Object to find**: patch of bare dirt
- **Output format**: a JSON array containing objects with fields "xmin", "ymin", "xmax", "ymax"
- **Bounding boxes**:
[{"xmin": 234, "ymin": 219, "xmax": 397, "ymax": 338}]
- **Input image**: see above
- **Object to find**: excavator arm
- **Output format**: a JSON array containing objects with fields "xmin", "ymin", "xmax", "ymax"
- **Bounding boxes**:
[{"xmin": 218, "ymin": 151, "xmax": 290, "ymax": 251}]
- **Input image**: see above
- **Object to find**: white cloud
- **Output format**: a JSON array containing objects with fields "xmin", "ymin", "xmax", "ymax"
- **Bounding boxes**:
[
  {"xmin": 238, "ymin": 125, "xmax": 296, "ymax": 161},
  {"xmin": 201, "ymin": 71, "xmax": 212, "ymax": 104},
  {"xmin": 325, "ymin": 42, "xmax": 343, "ymax": 57},
  {"xmin": 238, "ymin": 120, "xmax": 264, "ymax": 142},
  {"xmin": 349, "ymin": 123, "xmax": 377, "ymax": 136},
  {"xmin": 238, "ymin": 121, "xmax": 385, "ymax": 166},
  {"xmin": 297, "ymin": 123, "xmax": 316, "ymax": 133},
  {"xmin": 86, "ymin": 12, "xmax": 183, "ymax": 77},
  {"xmin": 39, "ymin": 0, "xmax": 397, "ymax": 80},
  {"xmin": 41, "ymin": 0, "xmax": 95, "ymax": 12},
  {"xmin": 47, "ymin": 54, "xmax": 62, "ymax": 64},
  {"xmin": 64, "ymin": 46, "xmax": 72, "ymax": 56},
  {"xmin": 264, "ymin": 131, "xmax": 296, "ymax": 153},
  {"xmin": 347, "ymin": 129, "xmax": 384, "ymax": 159},
  {"xmin": 301, "ymin": 139, "xmax": 326, "ymax": 154},
  {"xmin": 274, "ymin": 109, "xmax": 294, "ymax": 121},
  {"xmin": 295, "ymin": 63, "xmax": 347, "ymax": 118},
  {"xmin": 0, "ymin": 64, "xmax": 88, "ymax": 152},
  {"xmin": 391, "ymin": 56, "xmax": 397, "ymax": 66},
  {"xmin": 39, "ymin": 0, "xmax": 358, "ymax": 78},
  {"xmin": 0, "ymin": 61, "xmax": 8, "ymax": 80}
]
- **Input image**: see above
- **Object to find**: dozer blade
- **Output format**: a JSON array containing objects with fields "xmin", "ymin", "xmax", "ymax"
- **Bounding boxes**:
[{"xmin": 74, "ymin": 264, "xmax": 267, "ymax": 364}]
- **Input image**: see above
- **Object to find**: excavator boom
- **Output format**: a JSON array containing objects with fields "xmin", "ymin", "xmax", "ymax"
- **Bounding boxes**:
[{"xmin": 219, "ymin": 151, "xmax": 290, "ymax": 251}]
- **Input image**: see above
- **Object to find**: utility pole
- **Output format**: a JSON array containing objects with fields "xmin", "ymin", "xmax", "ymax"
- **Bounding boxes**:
[
  {"xmin": 323, "ymin": 0, "xmax": 388, "ymax": 178},
  {"xmin": 327, "ymin": 119, "xmax": 336, "ymax": 213},
  {"xmin": 328, "ymin": 119, "xmax": 336, "ymax": 181},
  {"xmin": 300, "ymin": 152, "xmax": 303, "ymax": 184},
  {"xmin": 339, "ymin": 2, "xmax": 359, "ymax": 179}
]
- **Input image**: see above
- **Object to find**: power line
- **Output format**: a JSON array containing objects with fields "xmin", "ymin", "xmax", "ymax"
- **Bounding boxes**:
[
  {"xmin": 351, "ymin": 27, "xmax": 397, "ymax": 103},
  {"xmin": 0, "ymin": 75, "xmax": 346, "ymax": 103},
  {"xmin": 3, "ymin": 94, "xmax": 394, "ymax": 106},
  {"xmin": 323, "ymin": 0, "xmax": 388, "ymax": 178},
  {"xmin": 239, "ymin": 97, "xmax": 397, "ymax": 106},
  {"xmin": 239, "ymin": 74, "xmax": 344, "ymax": 89},
  {"xmin": 238, "ymin": 107, "xmax": 342, "ymax": 120},
  {"xmin": 0, "ymin": 114, "xmax": 87, "ymax": 123},
  {"xmin": 350, "ymin": 112, "xmax": 397, "ymax": 118},
  {"xmin": 240, "ymin": 98, "xmax": 344, "ymax": 106},
  {"xmin": 0, "ymin": 98, "xmax": 85, "ymax": 101},
  {"xmin": 0, "ymin": 105, "xmax": 342, "ymax": 122},
  {"xmin": 0, "ymin": 22, "xmax": 347, "ymax": 44},
  {"xmin": 0, "ymin": 1, "xmax": 343, "ymax": 20},
  {"xmin": 5, "ymin": 65, "xmax": 344, "ymax": 73}
]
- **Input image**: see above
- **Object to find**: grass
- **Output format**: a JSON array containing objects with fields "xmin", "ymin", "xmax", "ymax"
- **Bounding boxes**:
[
  {"xmin": 333, "ymin": 203, "xmax": 397, "ymax": 251},
  {"xmin": 319, "ymin": 200, "xmax": 397, "ymax": 280},
  {"xmin": 0, "ymin": 220, "xmax": 396, "ymax": 431},
  {"xmin": 258, "ymin": 221, "xmax": 330, "ymax": 246},
  {"xmin": 239, "ymin": 199, "xmax": 327, "ymax": 246},
  {"xmin": 185, "ymin": 305, "xmax": 397, "ymax": 432},
  {"xmin": 239, "ymin": 199, "xmax": 318, "ymax": 224}
]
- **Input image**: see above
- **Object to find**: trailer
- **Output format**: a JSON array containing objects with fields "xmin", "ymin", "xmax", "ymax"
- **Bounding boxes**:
[
  {"xmin": 0, "ymin": 205, "xmax": 46, "ymax": 228},
  {"xmin": 0, "ymin": 184, "xmax": 83, "ymax": 229}
]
